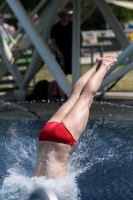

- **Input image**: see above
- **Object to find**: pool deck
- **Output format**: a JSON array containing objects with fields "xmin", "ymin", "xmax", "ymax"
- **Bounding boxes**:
[{"xmin": 0, "ymin": 92, "xmax": 133, "ymax": 123}]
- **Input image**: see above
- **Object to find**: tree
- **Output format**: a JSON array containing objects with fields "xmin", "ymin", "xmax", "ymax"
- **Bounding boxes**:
[
  {"xmin": 109, "ymin": 1, "xmax": 133, "ymax": 22},
  {"xmin": 81, "ymin": 8, "xmax": 106, "ymax": 30},
  {"xmin": 82, "ymin": 0, "xmax": 133, "ymax": 30}
]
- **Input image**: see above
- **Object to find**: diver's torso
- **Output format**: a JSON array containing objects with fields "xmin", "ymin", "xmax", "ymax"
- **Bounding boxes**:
[{"xmin": 34, "ymin": 141, "xmax": 72, "ymax": 179}]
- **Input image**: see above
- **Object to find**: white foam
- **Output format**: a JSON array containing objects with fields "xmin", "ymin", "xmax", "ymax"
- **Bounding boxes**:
[
  {"xmin": 1, "ymin": 119, "xmax": 129, "ymax": 200},
  {"xmin": 2, "ymin": 169, "xmax": 79, "ymax": 200}
]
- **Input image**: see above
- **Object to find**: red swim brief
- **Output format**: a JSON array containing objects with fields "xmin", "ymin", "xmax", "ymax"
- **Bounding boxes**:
[{"xmin": 39, "ymin": 122, "xmax": 76, "ymax": 147}]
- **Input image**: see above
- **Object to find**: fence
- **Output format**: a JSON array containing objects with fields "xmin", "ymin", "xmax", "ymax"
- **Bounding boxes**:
[{"xmin": 81, "ymin": 29, "xmax": 132, "ymax": 65}]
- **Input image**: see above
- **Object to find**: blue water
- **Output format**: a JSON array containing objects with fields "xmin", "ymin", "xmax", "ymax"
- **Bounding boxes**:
[{"xmin": 0, "ymin": 119, "xmax": 133, "ymax": 200}]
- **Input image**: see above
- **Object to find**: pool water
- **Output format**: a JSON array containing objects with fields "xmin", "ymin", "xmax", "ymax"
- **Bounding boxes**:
[{"xmin": 0, "ymin": 119, "xmax": 133, "ymax": 200}]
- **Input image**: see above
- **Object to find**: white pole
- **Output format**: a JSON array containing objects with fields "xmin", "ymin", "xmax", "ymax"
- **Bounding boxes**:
[
  {"xmin": 72, "ymin": 0, "xmax": 81, "ymax": 86},
  {"xmin": 6, "ymin": 0, "xmax": 71, "ymax": 97},
  {"xmin": 94, "ymin": 0, "xmax": 130, "ymax": 49}
]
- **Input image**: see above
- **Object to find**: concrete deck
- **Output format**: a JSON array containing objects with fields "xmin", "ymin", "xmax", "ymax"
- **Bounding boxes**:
[{"xmin": 0, "ymin": 98, "xmax": 133, "ymax": 123}]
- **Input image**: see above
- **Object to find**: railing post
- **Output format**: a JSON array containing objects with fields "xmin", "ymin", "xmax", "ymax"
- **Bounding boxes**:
[{"xmin": 72, "ymin": 0, "xmax": 81, "ymax": 86}]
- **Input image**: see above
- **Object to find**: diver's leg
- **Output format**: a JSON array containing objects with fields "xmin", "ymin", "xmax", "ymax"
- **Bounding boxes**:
[
  {"xmin": 48, "ymin": 59, "xmax": 100, "ymax": 123},
  {"xmin": 62, "ymin": 56, "xmax": 117, "ymax": 140}
]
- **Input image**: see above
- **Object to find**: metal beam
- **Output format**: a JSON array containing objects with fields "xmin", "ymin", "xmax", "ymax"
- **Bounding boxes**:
[
  {"xmin": 72, "ymin": 0, "xmax": 81, "ymax": 85},
  {"xmin": 0, "ymin": 35, "xmax": 23, "ymax": 88},
  {"xmin": 16, "ymin": 0, "xmax": 69, "ymax": 51},
  {"xmin": 94, "ymin": 0, "xmax": 130, "ymax": 49},
  {"xmin": 18, "ymin": 0, "xmax": 69, "ymax": 50},
  {"xmin": 106, "ymin": 42, "xmax": 133, "ymax": 77},
  {"xmin": 7, "ymin": 0, "xmax": 71, "ymax": 97},
  {"xmin": 22, "ymin": 0, "xmax": 70, "ymax": 89},
  {"xmin": 81, "ymin": 6, "xmax": 96, "ymax": 24},
  {"xmin": 14, "ymin": 0, "xmax": 48, "ymax": 38},
  {"xmin": 101, "ymin": 61, "xmax": 133, "ymax": 89}
]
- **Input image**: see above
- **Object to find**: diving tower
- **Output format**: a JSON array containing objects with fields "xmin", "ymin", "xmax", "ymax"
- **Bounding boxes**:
[{"xmin": 0, "ymin": 0, "xmax": 132, "ymax": 100}]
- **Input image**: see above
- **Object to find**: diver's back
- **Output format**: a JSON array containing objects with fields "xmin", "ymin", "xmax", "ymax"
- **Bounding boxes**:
[{"xmin": 34, "ymin": 141, "xmax": 72, "ymax": 179}]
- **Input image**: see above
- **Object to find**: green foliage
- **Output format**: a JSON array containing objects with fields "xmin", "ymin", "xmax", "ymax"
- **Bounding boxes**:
[
  {"xmin": 0, "ymin": 0, "xmax": 4, "ymax": 6},
  {"xmin": 81, "ymin": 8, "xmax": 106, "ymax": 30},
  {"xmin": 109, "ymin": 1, "xmax": 133, "ymax": 22},
  {"xmin": 30, "ymin": 64, "xmax": 133, "ymax": 91},
  {"xmin": 2, "ymin": 0, "xmax": 133, "ymax": 31},
  {"xmin": 82, "ymin": 0, "xmax": 133, "ymax": 30}
]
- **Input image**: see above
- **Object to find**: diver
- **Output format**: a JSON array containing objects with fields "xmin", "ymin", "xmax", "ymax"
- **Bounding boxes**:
[{"xmin": 34, "ymin": 55, "xmax": 117, "ymax": 180}]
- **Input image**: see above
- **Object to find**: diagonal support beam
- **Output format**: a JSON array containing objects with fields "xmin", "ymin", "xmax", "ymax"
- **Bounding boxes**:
[
  {"xmin": 94, "ymin": 0, "xmax": 130, "ymax": 49},
  {"xmin": 81, "ymin": 0, "xmax": 97, "ymax": 24},
  {"xmin": 101, "ymin": 42, "xmax": 133, "ymax": 88},
  {"xmin": 14, "ymin": 0, "xmax": 48, "ymax": 38},
  {"xmin": 81, "ymin": 6, "xmax": 96, "ymax": 24},
  {"xmin": 106, "ymin": 42, "xmax": 133, "ymax": 77},
  {"xmin": 0, "ymin": 36, "xmax": 23, "ymax": 88},
  {"xmin": 6, "ymin": 0, "xmax": 71, "ymax": 97},
  {"xmin": 17, "ymin": 0, "xmax": 67, "ymax": 50},
  {"xmin": 22, "ymin": 0, "xmax": 68, "ymax": 89},
  {"xmin": 100, "ymin": 61, "xmax": 133, "ymax": 89},
  {"xmin": 93, "ymin": 0, "xmax": 133, "ymax": 90}
]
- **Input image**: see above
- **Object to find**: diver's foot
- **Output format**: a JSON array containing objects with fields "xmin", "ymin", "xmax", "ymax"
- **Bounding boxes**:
[{"xmin": 101, "ymin": 55, "xmax": 117, "ymax": 70}]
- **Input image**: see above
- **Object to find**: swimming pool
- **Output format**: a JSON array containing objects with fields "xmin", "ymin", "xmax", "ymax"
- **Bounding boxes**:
[{"xmin": 0, "ymin": 119, "xmax": 133, "ymax": 200}]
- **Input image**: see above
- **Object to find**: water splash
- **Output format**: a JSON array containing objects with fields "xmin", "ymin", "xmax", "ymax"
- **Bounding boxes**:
[
  {"xmin": 1, "ymin": 133, "xmax": 80, "ymax": 200},
  {"xmin": 0, "ymin": 116, "xmax": 133, "ymax": 200},
  {"xmin": 96, "ymin": 101, "xmax": 133, "ymax": 109},
  {"xmin": 0, "ymin": 123, "xmax": 99, "ymax": 199},
  {"xmin": 2, "ymin": 171, "xmax": 79, "ymax": 200}
]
